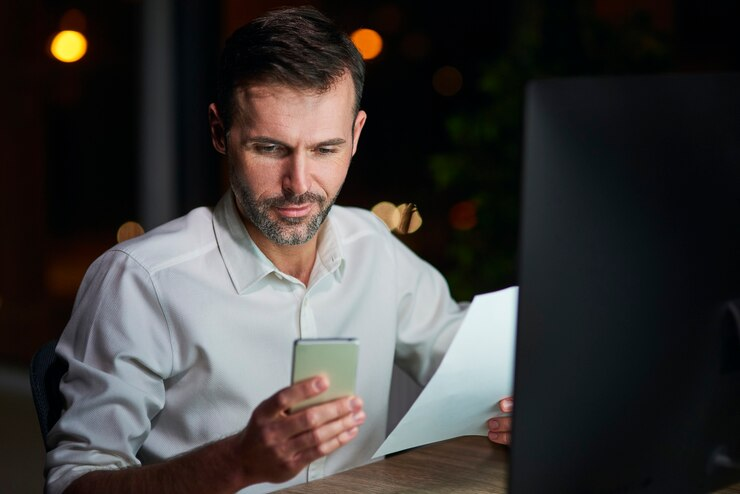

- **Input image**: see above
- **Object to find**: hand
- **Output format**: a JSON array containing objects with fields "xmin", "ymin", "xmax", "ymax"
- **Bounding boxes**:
[
  {"xmin": 487, "ymin": 396, "xmax": 513, "ymax": 445},
  {"xmin": 234, "ymin": 376, "xmax": 365, "ymax": 485}
]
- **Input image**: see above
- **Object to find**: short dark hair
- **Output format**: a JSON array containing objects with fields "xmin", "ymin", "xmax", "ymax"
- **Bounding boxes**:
[{"xmin": 215, "ymin": 5, "xmax": 366, "ymax": 132}]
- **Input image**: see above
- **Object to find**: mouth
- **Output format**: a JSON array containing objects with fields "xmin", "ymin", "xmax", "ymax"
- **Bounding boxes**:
[{"xmin": 275, "ymin": 204, "xmax": 314, "ymax": 218}]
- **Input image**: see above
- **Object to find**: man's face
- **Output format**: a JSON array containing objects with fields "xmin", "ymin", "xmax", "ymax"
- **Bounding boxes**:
[{"xmin": 214, "ymin": 73, "xmax": 366, "ymax": 247}]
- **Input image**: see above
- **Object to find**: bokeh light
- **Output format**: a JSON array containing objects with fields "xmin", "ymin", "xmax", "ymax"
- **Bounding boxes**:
[
  {"xmin": 117, "ymin": 221, "xmax": 145, "ymax": 243},
  {"xmin": 351, "ymin": 28, "xmax": 383, "ymax": 60},
  {"xmin": 371, "ymin": 201, "xmax": 423, "ymax": 234},
  {"xmin": 395, "ymin": 203, "xmax": 422, "ymax": 234},
  {"xmin": 449, "ymin": 200, "xmax": 478, "ymax": 230},
  {"xmin": 50, "ymin": 30, "xmax": 88, "ymax": 63},
  {"xmin": 432, "ymin": 65, "xmax": 463, "ymax": 96}
]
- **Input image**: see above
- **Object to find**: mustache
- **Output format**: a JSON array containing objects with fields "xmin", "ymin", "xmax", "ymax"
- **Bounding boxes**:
[{"xmin": 262, "ymin": 191, "xmax": 324, "ymax": 208}]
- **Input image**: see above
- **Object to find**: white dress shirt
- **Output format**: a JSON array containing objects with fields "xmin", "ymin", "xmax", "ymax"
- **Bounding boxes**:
[{"xmin": 45, "ymin": 191, "xmax": 467, "ymax": 494}]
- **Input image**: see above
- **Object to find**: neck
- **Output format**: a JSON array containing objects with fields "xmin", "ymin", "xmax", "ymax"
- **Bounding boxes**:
[{"xmin": 244, "ymin": 222, "xmax": 320, "ymax": 286}]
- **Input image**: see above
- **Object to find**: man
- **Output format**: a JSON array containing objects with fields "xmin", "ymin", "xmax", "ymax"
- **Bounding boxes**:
[{"xmin": 45, "ymin": 6, "xmax": 512, "ymax": 494}]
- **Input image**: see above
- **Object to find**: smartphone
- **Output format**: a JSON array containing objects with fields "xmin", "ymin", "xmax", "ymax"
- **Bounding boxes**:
[{"xmin": 290, "ymin": 337, "xmax": 359, "ymax": 413}]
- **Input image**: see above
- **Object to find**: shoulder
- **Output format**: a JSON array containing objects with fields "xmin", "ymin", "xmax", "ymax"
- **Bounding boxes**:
[
  {"xmin": 107, "ymin": 206, "xmax": 217, "ymax": 274},
  {"xmin": 327, "ymin": 205, "xmax": 416, "ymax": 266},
  {"xmin": 328, "ymin": 205, "xmax": 392, "ymax": 241}
]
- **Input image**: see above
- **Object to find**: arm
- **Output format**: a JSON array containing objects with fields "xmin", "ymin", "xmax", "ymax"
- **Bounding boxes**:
[
  {"xmin": 65, "ymin": 376, "xmax": 365, "ymax": 494},
  {"xmin": 488, "ymin": 397, "xmax": 513, "ymax": 445}
]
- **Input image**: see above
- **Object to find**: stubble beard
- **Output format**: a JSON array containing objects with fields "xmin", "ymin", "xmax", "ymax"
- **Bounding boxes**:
[{"xmin": 231, "ymin": 168, "xmax": 340, "ymax": 246}]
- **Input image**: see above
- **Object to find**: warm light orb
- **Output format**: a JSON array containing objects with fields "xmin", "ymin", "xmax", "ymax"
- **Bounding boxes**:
[
  {"xmin": 395, "ymin": 203, "xmax": 422, "ymax": 234},
  {"xmin": 117, "ymin": 221, "xmax": 145, "ymax": 243},
  {"xmin": 351, "ymin": 28, "xmax": 383, "ymax": 60},
  {"xmin": 50, "ymin": 30, "xmax": 88, "ymax": 63},
  {"xmin": 432, "ymin": 65, "xmax": 463, "ymax": 96},
  {"xmin": 449, "ymin": 200, "xmax": 478, "ymax": 230}
]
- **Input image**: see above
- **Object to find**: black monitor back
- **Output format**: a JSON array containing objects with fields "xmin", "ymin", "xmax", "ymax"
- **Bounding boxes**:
[{"xmin": 511, "ymin": 72, "xmax": 740, "ymax": 493}]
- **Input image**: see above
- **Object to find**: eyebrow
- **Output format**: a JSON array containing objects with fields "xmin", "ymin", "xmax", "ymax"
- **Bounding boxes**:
[{"xmin": 245, "ymin": 136, "xmax": 347, "ymax": 148}]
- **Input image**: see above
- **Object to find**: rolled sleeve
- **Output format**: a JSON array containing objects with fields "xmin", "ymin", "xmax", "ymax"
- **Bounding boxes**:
[{"xmin": 45, "ymin": 250, "xmax": 173, "ymax": 494}]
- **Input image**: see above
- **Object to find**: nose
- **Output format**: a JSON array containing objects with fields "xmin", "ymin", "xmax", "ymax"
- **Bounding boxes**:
[{"xmin": 282, "ymin": 152, "xmax": 310, "ymax": 198}]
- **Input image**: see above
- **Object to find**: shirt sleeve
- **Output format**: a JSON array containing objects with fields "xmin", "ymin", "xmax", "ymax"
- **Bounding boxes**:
[
  {"xmin": 45, "ymin": 249, "xmax": 173, "ymax": 494},
  {"xmin": 388, "ymin": 230, "xmax": 469, "ymax": 386}
]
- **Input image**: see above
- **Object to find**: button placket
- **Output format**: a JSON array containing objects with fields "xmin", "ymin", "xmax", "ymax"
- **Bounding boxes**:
[{"xmin": 299, "ymin": 295, "xmax": 318, "ymax": 339}]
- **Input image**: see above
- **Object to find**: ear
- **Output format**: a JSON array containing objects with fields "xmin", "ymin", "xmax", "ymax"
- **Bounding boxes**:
[
  {"xmin": 208, "ymin": 103, "xmax": 227, "ymax": 155},
  {"xmin": 351, "ymin": 110, "xmax": 367, "ymax": 157}
]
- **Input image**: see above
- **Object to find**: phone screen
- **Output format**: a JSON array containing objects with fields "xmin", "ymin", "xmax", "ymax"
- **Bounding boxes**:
[{"xmin": 291, "ymin": 337, "xmax": 359, "ymax": 412}]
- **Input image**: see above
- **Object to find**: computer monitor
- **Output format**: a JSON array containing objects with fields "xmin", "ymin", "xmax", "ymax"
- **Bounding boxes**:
[{"xmin": 510, "ymin": 71, "xmax": 740, "ymax": 493}]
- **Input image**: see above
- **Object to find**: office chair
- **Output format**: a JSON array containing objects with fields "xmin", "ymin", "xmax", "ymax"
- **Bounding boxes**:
[{"xmin": 29, "ymin": 338, "xmax": 68, "ymax": 451}]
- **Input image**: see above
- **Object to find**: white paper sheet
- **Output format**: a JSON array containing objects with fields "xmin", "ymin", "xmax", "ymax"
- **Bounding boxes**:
[{"xmin": 373, "ymin": 286, "xmax": 518, "ymax": 458}]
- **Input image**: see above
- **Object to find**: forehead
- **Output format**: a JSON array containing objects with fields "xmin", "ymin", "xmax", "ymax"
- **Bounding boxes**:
[{"xmin": 232, "ymin": 73, "xmax": 356, "ymax": 134}]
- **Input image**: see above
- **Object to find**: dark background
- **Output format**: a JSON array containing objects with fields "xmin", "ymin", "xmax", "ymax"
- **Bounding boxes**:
[{"xmin": 2, "ymin": 0, "xmax": 739, "ymax": 365}]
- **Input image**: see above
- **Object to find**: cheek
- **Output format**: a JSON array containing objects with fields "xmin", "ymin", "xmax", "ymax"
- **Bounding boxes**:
[
  {"xmin": 230, "ymin": 162, "xmax": 271, "ymax": 198},
  {"xmin": 318, "ymin": 161, "xmax": 350, "ymax": 193}
]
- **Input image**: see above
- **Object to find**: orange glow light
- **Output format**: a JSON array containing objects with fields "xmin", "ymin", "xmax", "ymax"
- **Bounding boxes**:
[
  {"xmin": 432, "ymin": 65, "xmax": 463, "ymax": 96},
  {"xmin": 449, "ymin": 200, "xmax": 478, "ymax": 230},
  {"xmin": 351, "ymin": 28, "xmax": 383, "ymax": 60},
  {"xmin": 50, "ymin": 30, "xmax": 87, "ymax": 63}
]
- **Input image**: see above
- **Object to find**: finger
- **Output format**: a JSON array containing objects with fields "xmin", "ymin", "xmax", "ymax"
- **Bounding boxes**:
[
  {"xmin": 261, "ymin": 376, "xmax": 329, "ymax": 417},
  {"xmin": 293, "ymin": 418, "xmax": 363, "ymax": 465},
  {"xmin": 290, "ymin": 411, "xmax": 365, "ymax": 455},
  {"xmin": 488, "ymin": 416, "xmax": 512, "ymax": 433},
  {"xmin": 488, "ymin": 430, "xmax": 511, "ymax": 445},
  {"xmin": 294, "ymin": 409, "xmax": 366, "ymax": 449},
  {"xmin": 499, "ymin": 396, "xmax": 514, "ymax": 413},
  {"xmin": 284, "ymin": 396, "xmax": 363, "ymax": 438}
]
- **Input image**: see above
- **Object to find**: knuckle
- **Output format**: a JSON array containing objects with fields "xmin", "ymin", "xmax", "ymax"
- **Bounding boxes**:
[
  {"xmin": 316, "ymin": 439, "xmax": 335, "ymax": 456},
  {"xmin": 274, "ymin": 392, "xmax": 291, "ymax": 410},
  {"xmin": 259, "ymin": 424, "xmax": 279, "ymax": 446},
  {"xmin": 309, "ymin": 427, "xmax": 323, "ymax": 445},
  {"xmin": 303, "ymin": 408, "xmax": 320, "ymax": 428}
]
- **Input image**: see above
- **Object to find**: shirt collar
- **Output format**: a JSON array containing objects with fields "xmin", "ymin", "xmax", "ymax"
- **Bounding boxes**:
[
  {"xmin": 213, "ymin": 191, "xmax": 345, "ymax": 294},
  {"xmin": 313, "ymin": 209, "xmax": 346, "ymax": 283}
]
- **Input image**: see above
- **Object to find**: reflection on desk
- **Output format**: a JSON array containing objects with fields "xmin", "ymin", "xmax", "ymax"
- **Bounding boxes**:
[{"xmin": 275, "ymin": 436, "xmax": 740, "ymax": 494}]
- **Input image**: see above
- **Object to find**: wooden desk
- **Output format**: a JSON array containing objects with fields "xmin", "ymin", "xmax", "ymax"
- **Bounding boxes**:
[{"xmin": 276, "ymin": 436, "xmax": 740, "ymax": 494}]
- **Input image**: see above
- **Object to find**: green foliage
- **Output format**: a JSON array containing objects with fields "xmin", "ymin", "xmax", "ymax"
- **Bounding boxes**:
[{"xmin": 429, "ymin": 0, "xmax": 672, "ymax": 299}]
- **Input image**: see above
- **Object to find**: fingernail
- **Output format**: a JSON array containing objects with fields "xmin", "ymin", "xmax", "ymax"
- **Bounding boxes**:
[
  {"xmin": 490, "ymin": 420, "xmax": 500, "ymax": 430},
  {"xmin": 349, "ymin": 398, "xmax": 362, "ymax": 411},
  {"xmin": 502, "ymin": 398, "xmax": 513, "ymax": 411},
  {"xmin": 490, "ymin": 432, "xmax": 499, "ymax": 441},
  {"xmin": 314, "ymin": 377, "xmax": 328, "ymax": 391},
  {"xmin": 353, "ymin": 411, "xmax": 366, "ymax": 425}
]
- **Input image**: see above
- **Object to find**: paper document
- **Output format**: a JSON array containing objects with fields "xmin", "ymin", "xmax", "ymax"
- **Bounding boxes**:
[{"xmin": 373, "ymin": 285, "xmax": 518, "ymax": 458}]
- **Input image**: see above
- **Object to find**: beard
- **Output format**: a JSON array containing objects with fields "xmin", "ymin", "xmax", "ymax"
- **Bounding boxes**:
[{"xmin": 231, "ymin": 168, "xmax": 340, "ymax": 246}]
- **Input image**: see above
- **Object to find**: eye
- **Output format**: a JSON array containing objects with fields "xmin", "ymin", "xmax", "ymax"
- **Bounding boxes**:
[
  {"xmin": 316, "ymin": 146, "xmax": 338, "ymax": 155},
  {"xmin": 252, "ymin": 143, "xmax": 287, "ymax": 157},
  {"xmin": 255, "ymin": 143, "xmax": 277, "ymax": 153}
]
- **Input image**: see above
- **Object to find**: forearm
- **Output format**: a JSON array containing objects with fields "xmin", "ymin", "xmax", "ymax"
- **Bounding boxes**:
[{"xmin": 64, "ymin": 434, "xmax": 251, "ymax": 494}]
